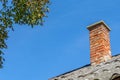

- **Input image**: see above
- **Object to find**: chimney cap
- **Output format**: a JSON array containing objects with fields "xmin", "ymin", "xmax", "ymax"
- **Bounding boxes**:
[{"xmin": 87, "ymin": 20, "xmax": 111, "ymax": 31}]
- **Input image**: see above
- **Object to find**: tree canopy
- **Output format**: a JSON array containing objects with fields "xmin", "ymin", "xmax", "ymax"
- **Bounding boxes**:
[{"xmin": 0, "ymin": 0, "xmax": 50, "ymax": 68}]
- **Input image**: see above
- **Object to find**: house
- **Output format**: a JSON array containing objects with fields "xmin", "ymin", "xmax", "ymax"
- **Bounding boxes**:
[{"xmin": 49, "ymin": 21, "xmax": 120, "ymax": 80}]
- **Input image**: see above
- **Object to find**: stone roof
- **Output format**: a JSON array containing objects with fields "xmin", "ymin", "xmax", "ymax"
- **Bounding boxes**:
[{"xmin": 49, "ymin": 54, "xmax": 120, "ymax": 80}]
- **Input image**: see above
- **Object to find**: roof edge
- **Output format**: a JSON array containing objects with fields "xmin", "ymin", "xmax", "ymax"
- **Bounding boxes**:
[
  {"xmin": 49, "ymin": 64, "xmax": 90, "ymax": 80},
  {"xmin": 49, "ymin": 54, "xmax": 120, "ymax": 80}
]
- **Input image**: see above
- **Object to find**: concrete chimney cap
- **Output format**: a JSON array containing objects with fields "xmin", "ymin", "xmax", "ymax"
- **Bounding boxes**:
[{"xmin": 87, "ymin": 20, "xmax": 111, "ymax": 31}]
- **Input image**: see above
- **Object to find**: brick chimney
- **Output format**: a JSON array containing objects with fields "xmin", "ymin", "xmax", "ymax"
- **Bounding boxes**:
[{"xmin": 87, "ymin": 21, "xmax": 112, "ymax": 65}]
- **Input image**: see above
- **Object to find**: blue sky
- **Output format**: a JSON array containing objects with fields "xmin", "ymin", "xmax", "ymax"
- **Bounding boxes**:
[{"xmin": 0, "ymin": 0, "xmax": 120, "ymax": 80}]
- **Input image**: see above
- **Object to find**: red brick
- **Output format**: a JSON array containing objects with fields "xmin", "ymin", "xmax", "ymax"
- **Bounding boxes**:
[{"xmin": 87, "ymin": 21, "xmax": 112, "ymax": 65}]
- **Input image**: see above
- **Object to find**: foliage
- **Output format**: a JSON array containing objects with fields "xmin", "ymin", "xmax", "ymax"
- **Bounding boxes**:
[{"xmin": 0, "ymin": 0, "xmax": 50, "ymax": 68}]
